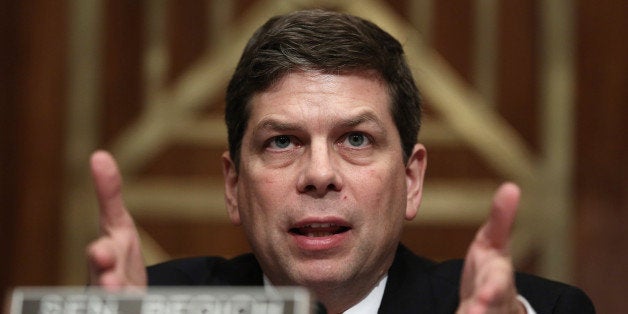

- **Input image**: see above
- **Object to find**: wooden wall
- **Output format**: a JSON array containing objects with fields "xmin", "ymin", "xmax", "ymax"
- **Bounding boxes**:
[
  {"xmin": 1, "ymin": 0, "xmax": 625, "ymax": 312},
  {"xmin": 0, "ymin": 0, "xmax": 67, "ymax": 301},
  {"xmin": 575, "ymin": 1, "xmax": 627, "ymax": 312}
]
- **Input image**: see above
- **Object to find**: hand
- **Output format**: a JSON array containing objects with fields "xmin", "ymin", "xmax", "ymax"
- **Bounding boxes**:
[
  {"xmin": 85, "ymin": 150, "xmax": 147, "ymax": 290},
  {"xmin": 457, "ymin": 183, "xmax": 526, "ymax": 314}
]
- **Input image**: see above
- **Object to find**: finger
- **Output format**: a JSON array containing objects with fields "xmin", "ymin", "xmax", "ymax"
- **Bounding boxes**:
[
  {"xmin": 90, "ymin": 150, "xmax": 132, "ymax": 233},
  {"xmin": 480, "ymin": 182, "xmax": 521, "ymax": 251},
  {"xmin": 86, "ymin": 237, "xmax": 117, "ymax": 284},
  {"xmin": 465, "ymin": 258, "xmax": 519, "ymax": 314},
  {"xmin": 476, "ymin": 258, "xmax": 515, "ymax": 306},
  {"xmin": 99, "ymin": 273, "xmax": 124, "ymax": 291}
]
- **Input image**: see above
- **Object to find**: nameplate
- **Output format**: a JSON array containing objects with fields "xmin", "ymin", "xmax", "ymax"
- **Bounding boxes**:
[{"xmin": 9, "ymin": 287, "xmax": 311, "ymax": 314}]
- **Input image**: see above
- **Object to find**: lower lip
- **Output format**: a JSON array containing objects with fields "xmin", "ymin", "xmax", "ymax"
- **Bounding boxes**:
[{"xmin": 291, "ymin": 231, "xmax": 350, "ymax": 252}]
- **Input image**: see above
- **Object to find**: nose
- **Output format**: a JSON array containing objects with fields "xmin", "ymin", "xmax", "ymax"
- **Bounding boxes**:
[{"xmin": 297, "ymin": 140, "xmax": 342, "ymax": 196}]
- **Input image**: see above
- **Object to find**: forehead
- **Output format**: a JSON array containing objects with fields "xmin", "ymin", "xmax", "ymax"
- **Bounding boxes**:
[{"xmin": 247, "ymin": 71, "xmax": 393, "ymax": 125}]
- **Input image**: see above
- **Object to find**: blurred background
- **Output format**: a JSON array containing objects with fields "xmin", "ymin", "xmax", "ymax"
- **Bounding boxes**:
[{"xmin": 1, "ymin": 0, "xmax": 625, "ymax": 312}]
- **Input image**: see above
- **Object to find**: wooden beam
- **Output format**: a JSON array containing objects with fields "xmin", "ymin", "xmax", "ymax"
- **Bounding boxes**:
[
  {"xmin": 473, "ymin": 0, "xmax": 498, "ymax": 107},
  {"xmin": 61, "ymin": 0, "xmax": 103, "ymax": 285},
  {"xmin": 537, "ymin": 0, "xmax": 576, "ymax": 283},
  {"xmin": 124, "ymin": 179, "xmax": 499, "ymax": 224},
  {"xmin": 170, "ymin": 117, "xmax": 464, "ymax": 147},
  {"xmin": 345, "ymin": 0, "xmax": 538, "ymax": 184},
  {"xmin": 108, "ymin": 0, "xmax": 295, "ymax": 175}
]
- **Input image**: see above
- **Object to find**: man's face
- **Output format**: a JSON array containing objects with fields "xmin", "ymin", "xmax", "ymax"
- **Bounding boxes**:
[{"xmin": 222, "ymin": 71, "xmax": 426, "ymax": 291}]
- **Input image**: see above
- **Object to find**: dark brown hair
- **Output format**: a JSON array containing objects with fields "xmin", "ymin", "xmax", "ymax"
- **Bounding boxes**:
[{"xmin": 225, "ymin": 9, "xmax": 422, "ymax": 169}]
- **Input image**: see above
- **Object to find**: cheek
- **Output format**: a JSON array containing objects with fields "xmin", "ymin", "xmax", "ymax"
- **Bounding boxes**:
[
  {"xmin": 238, "ymin": 171, "xmax": 289, "ymax": 216},
  {"xmin": 349, "ymin": 171, "xmax": 378, "ymax": 201},
  {"xmin": 359, "ymin": 167, "xmax": 406, "ymax": 211}
]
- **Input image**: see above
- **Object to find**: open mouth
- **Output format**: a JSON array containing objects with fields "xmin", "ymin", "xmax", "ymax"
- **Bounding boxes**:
[{"xmin": 289, "ymin": 223, "xmax": 351, "ymax": 238}]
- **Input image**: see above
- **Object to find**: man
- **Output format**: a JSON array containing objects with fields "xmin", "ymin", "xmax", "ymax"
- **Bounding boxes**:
[{"xmin": 87, "ymin": 10, "xmax": 594, "ymax": 313}]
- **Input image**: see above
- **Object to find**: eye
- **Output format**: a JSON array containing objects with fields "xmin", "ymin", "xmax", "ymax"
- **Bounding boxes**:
[
  {"xmin": 342, "ymin": 132, "xmax": 371, "ymax": 147},
  {"xmin": 267, "ymin": 135, "xmax": 295, "ymax": 150}
]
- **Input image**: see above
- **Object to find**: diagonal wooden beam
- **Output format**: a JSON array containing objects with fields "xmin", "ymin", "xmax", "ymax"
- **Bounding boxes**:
[
  {"xmin": 344, "ymin": 0, "xmax": 538, "ymax": 184},
  {"xmin": 108, "ymin": 0, "xmax": 296, "ymax": 175}
]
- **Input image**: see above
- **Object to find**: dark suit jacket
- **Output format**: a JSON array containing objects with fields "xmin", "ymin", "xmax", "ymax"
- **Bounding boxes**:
[{"xmin": 147, "ymin": 244, "xmax": 595, "ymax": 313}]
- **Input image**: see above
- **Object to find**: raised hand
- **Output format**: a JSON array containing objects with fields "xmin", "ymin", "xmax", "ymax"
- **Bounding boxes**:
[
  {"xmin": 86, "ymin": 150, "xmax": 147, "ymax": 290},
  {"xmin": 457, "ymin": 183, "xmax": 526, "ymax": 314}
]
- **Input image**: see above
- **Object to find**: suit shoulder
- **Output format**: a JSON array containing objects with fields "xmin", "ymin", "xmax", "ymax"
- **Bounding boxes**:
[
  {"xmin": 388, "ymin": 246, "xmax": 595, "ymax": 313},
  {"xmin": 147, "ymin": 253, "xmax": 262, "ymax": 286},
  {"xmin": 147, "ymin": 256, "xmax": 227, "ymax": 286},
  {"xmin": 429, "ymin": 259, "xmax": 596, "ymax": 313},
  {"xmin": 515, "ymin": 272, "xmax": 595, "ymax": 313},
  {"xmin": 427, "ymin": 260, "xmax": 596, "ymax": 313}
]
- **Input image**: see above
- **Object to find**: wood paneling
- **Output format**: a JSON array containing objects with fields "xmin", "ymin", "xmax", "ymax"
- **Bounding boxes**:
[
  {"xmin": 497, "ymin": 0, "xmax": 540, "ymax": 151},
  {"xmin": 103, "ymin": 1, "xmax": 145, "ymax": 144},
  {"xmin": 0, "ymin": 0, "xmax": 68, "ymax": 305},
  {"xmin": 432, "ymin": 0, "xmax": 474, "ymax": 82},
  {"xmin": 0, "ymin": 0, "xmax": 20, "ymax": 302},
  {"xmin": 575, "ymin": 0, "xmax": 628, "ymax": 312},
  {"xmin": 166, "ymin": 0, "xmax": 208, "ymax": 82},
  {"xmin": 141, "ymin": 220, "xmax": 251, "ymax": 261},
  {"xmin": 1, "ymin": 1, "xmax": 626, "ymax": 312}
]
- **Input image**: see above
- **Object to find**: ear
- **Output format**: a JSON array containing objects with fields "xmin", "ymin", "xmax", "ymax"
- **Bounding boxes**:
[
  {"xmin": 222, "ymin": 151, "xmax": 241, "ymax": 226},
  {"xmin": 404, "ymin": 144, "xmax": 427, "ymax": 221}
]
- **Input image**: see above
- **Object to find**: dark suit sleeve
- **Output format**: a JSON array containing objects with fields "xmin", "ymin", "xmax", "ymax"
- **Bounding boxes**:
[
  {"xmin": 380, "ymin": 246, "xmax": 596, "ymax": 313},
  {"xmin": 515, "ymin": 273, "xmax": 595, "ymax": 313},
  {"xmin": 550, "ymin": 286, "xmax": 595, "ymax": 313}
]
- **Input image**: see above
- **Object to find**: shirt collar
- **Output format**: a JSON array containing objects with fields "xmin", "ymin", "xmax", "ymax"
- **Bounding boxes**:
[
  {"xmin": 343, "ymin": 275, "xmax": 387, "ymax": 314},
  {"xmin": 263, "ymin": 275, "xmax": 388, "ymax": 314}
]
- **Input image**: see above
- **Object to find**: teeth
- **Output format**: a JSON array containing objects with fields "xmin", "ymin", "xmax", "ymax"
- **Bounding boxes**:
[
  {"xmin": 308, "ymin": 223, "xmax": 334, "ymax": 228},
  {"xmin": 307, "ymin": 232, "xmax": 333, "ymax": 237},
  {"xmin": 291, "ymin": 223, "xmax": 346, "ymax": 237}
]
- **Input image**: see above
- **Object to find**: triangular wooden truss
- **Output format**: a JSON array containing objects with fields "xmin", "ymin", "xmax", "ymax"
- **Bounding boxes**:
[{"xmin": 62, "ymin": 0, "xmax": 576, "ymax": 285}]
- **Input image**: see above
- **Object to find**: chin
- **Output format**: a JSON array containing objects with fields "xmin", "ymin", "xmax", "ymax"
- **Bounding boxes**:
[{"xmin": 290, "ymin": 260, "xmax": 353, "ymax": 287}]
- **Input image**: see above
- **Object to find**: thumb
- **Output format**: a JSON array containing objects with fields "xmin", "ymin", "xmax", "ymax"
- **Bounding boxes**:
[
  {"xmin": 90, "ymin": 150, "xmax": 134, "ymax": 234},
  {"xmin": 479, "ymin": 182, "xmax": 520, "ymax": 251}
]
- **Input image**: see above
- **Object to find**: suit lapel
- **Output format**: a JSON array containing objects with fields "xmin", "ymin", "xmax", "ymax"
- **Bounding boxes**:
[{"xmin": 378, "ymin": 244, "xmax": 459, "ymax": 314}]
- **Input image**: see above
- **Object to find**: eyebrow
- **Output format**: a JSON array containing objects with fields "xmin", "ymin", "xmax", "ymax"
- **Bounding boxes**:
[
  {"xmin": 338, "ymin": 112, "xmax": 385, "ymax": 130},
  {"xmin": 253, "ymin": 119, "xmax": 302, "ymax": 136},
  {"xmin": 252, "ymin": 110, "xmax": 388, "ymax": 136},
  {"xmin": 248, "ymin": 119, "xmax": 299, "ymax": 143}
]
